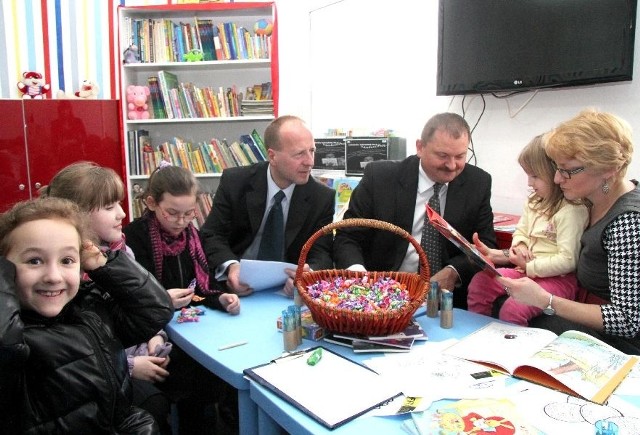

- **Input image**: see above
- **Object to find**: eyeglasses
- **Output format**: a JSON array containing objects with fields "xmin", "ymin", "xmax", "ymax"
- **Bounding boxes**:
[
  {"xmin": 157, "ymin": 206, "xmax": 196, "ymax": 222},
  {"xmin": 551, "ymin": 162, "xmax": 585, "ymax": 180}
]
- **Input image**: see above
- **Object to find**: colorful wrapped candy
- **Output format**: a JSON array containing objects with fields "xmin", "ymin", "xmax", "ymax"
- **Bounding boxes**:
[{"xmin": 306, "ymin": 275, "xmax": 409, "ymax": 312}]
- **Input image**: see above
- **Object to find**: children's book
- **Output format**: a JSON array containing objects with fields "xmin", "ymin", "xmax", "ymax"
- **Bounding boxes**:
[
  {"xmin": 351, "ymin": 339, "xmax": 412, "ymax": 353},
  {"xmin": 426, "ymin": 205, "xmax": 502, "ymax": 276},
  {"xmin": 367, "ymin": 319, "xmax": 428, "ymax": 341},
  {"xmin": 332, "ymin": 332, "xmax": 415, "ymax": 351},
  {"xmin": 443, "ymin": 321, "xmax": 637, "ymax": 404}
]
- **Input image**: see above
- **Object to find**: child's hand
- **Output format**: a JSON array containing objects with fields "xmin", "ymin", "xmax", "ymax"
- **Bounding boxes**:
[
  {"xmin": 131, "ymin": 356, "xmax": 170, "ymax": 383},
  {"xmin": 81, "ymin": 240, "xmax": 107, "ymax": 271},
  {"xmin": 220, "ymin": 293, "xmax": 240, "ymax": 315},
  {"xmin": 167, "ymin": 287, "xmax": 194, "ymax": 309}
]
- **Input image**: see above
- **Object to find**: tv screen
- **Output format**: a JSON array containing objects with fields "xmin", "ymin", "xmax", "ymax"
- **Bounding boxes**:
[{"xmin": 437, "ymin": 0, "xmax": 637, "ymax": 95}]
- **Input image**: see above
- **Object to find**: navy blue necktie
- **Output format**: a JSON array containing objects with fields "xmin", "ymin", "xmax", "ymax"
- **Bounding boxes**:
[
  {"xmin": 421, "ymin": 183, "xmax": 443, "ymax": 274},
  {"xmin": 257, "ymin": 190, "xmax": 285, "ymax": 261}
]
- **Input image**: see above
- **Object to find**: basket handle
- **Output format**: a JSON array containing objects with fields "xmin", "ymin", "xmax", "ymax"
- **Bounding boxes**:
[{"xmin": 296, "ymin": 218, "xmax": 430, "ymax": 282}]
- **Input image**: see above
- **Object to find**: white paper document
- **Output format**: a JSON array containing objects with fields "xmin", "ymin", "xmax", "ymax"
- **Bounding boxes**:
[{"xmin": 239, "ymin": 259, "xmax": 297, "ymax": 291}]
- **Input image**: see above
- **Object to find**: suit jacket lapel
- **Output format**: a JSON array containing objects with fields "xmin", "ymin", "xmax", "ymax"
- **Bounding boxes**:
[
  {"xmin": 396, "ymin": 156, "xmax": 420, "ymax": 233},
  {"xmin": 443, "ymin": 167, "xmax": 467, "ymax": 222},
  {"xmin": 247, "ymin": 165, "xmax": 269, "ymax": 236},
  {"xmin": 285, "ymin": 182, "xmax": 311, "ymax": 247}
]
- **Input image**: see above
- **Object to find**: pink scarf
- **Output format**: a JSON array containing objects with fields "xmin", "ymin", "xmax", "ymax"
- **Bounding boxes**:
[
  {"xmin": 82, "ymin": 235, "xmax": 133, "ymax": 281},
  {"xmin": 146, "ymin": 212, "xmax": 213, "ymax": 295}
]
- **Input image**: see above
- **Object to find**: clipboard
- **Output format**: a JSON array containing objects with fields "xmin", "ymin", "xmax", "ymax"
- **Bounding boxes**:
[
  {"xmin": 426, "ymin": 205, "xmax": 502, "ymax": 277},
  {"xmin": 244, "ymin": 346, "xmax": 402, "ymax": 429}
]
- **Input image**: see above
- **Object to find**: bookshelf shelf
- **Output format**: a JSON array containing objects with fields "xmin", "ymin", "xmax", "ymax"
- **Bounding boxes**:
[{"xmin": 118, "ymin": 2, "xmax": 278, "ymax": 221}]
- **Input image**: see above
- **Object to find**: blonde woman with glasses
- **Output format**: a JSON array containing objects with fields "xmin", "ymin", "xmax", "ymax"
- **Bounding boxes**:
[{"xmin": 480, "ymin": 109, "xmax": 640, "ymax": 354}]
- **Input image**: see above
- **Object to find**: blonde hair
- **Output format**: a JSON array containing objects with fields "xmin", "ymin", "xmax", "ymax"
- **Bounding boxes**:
[
  {"xmin": 518, "ymin": 135, "xmax": 574, "ymax": 217},
  {"xmin": 544, "ymin": 109, "xmax": 633, "ymax": 183},
  {"xmin": 40, "ymin": 161, "xmax": 125, "ymax": 212},
  {"xmin": 0, "ymin": 197, "xmax": 90, "ymax": 256}
]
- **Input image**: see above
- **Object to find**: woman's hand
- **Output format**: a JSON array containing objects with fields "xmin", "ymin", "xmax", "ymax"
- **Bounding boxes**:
[
  {"xmin": 131, "ymin": 355, "xmax": 170, "ymax": 383},
  {"xmin": 167, "ymin": 287, "xmax": 194, "ymax": 309},
  {"xmin": 219, "ymin": 293, "xmax": 241, "ymax": 315},
  {"xmin": 496, "ymin": 276, "xmax": 548, "ymax": 308}
]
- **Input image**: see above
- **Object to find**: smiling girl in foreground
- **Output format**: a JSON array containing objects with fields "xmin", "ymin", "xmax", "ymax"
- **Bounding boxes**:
[{"xmin": 0, "ymin": 197, "xmax": 172, "ymax": 433}]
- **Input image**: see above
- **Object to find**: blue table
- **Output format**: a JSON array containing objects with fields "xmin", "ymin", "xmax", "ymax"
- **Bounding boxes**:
[
  {"xmin": 249, "ymin": 307, "xmax": 496, "ymax": 435},
  {"xmin": 166, "ymin": 289, "xmax": 296, "ymax": 435},
  {"xmin": 165, "ymin": 289, "xmax": 493, "ymax": 435}
]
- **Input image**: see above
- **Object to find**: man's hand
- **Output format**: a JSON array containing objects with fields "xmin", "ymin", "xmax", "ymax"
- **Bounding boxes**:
[
  {"xmin": 226, "ymin": 263, "xmax": 253, "ymax": 296},
  {"xmin": 282, "ymin": 264, "xmax": 309, "ymax": 297},
  {"xmin": 430, "ymin": 266, "xmax": 458, "ymax": 291}
]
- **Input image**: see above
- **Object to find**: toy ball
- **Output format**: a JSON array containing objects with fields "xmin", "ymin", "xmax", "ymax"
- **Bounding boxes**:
[{"xmin": 254, "ymin": 19, "xmax": 273, "ymax": 36}]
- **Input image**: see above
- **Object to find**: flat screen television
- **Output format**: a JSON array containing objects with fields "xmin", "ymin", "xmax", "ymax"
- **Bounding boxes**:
[{"xmin": 437, "ymin": 0, "xmax": 637, "ymax": 96}]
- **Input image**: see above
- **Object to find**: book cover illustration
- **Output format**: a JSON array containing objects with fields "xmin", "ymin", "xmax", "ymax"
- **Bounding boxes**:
[
  {"xmin": 412, "ymin": 398, "xmax": 542, "ymax": 435},
  {"xmin": 444, "ymin": 322, "xmax": 637, "ymax": 404},
  {"xmin": 426, "ymin": 204, "xmax": 502, "ymax": 276}
]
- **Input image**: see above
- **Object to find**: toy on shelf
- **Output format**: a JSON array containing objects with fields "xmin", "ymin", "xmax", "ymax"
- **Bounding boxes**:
[
  {"xmin": 254, "ymin": 18, "xmax": 273, "ymax": 36},
  {"xmin": 183, "ymin": 48, "xmax": 204, "ymax": 62},
  {"xmin": 56, "ymin": 79, "xmax": 100, "ymax": 99},
  {"xmin": 17, "ymin": 71, "xmax": 51, "ymax": 99},
  {"xmin": 123, "ymin": 44, "xmax": 140, "ymax": 64},
  {"xmin": 126, "ymin": 85, "xmax": 150, "ymax": 120}
]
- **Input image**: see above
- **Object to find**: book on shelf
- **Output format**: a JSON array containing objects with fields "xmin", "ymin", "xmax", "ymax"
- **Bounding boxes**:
[
  {"xmin": 157, "ymin": 70, "xmax": 180, "ymax": 119},
  {"xmin": 147, "ymin": 76, "xmax": 167, "ymax": 119},
  {"xmin": 443, "ymin": 321, "xmax": 638, "ymax": 404},
  {"xmin": 426, "ymin": 204, "xmax": 502, "ymax": 277},
  {"xmin": 251, "ymin": 129, "xmax": 268, "ymax": 158}
]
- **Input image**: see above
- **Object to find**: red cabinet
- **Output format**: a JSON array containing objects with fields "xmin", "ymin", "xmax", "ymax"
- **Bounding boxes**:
[{"xmin": 0, "ymin": 99, "xmax": 124, "ymax": 212}]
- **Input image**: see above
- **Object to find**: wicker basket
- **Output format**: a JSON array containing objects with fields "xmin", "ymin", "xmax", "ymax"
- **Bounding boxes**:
[{"xmin": 295, "ymin": 218, "xmax": 430, "ymax": 336}]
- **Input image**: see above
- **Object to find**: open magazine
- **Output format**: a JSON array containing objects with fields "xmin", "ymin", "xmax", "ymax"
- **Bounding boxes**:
[
  {"xmin": 426, "ymin": 205, "xmax": 502, "ymax": 276},
  {"xmin": 443, "ymin": 321, "xmax": 638, "ymax": 404}
]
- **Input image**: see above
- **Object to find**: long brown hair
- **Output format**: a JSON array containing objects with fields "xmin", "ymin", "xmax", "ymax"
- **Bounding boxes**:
[{"xmin": 40, "ymin": 161, "xmax": 125, "ymax": 212}]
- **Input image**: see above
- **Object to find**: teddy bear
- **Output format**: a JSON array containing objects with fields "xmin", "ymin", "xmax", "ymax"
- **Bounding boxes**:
[
  {"xmin": 17, "ymin": 71, "xmax": 51, "ymax": 99},
  {"xmin": 127, "ymin": 84, "xmax": 150, "ymax": 120},
  {"xmin": 56, "ymin": 79, "xmax": 100, "ymax": 99},
  {"xmin": 123, "ymin": 44, "xmax": 140, "ymax": 64}
]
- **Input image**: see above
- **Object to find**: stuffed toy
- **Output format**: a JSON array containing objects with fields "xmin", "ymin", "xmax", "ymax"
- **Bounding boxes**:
[
  {"xmin": 56, "ymin": 79, "xmax": 100, "ymax": 99},
  {"xmin": 123, "ymin": 44, "xmax": 140, "ymax": 64},
  {"xmin": 17, "ymin": 71, "xmax": 51, "ymax": 99},
  {"xmin": 127, "ymin": 85, "xmax": 150, "ymax": 120}
]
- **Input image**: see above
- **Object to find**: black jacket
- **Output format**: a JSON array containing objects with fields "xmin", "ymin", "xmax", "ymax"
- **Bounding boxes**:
[{"xmin": 0, "ymin": 252, "xmax": 173, "ymax": 434}]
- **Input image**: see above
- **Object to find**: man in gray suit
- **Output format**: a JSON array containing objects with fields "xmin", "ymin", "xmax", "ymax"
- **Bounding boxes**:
[
  {"xmin": 200, "ymin": 115, "xmax": 334, "ymax": 297},
  {"xmin": 333, "ymin": 113, "xmax": 497, "ymax": 309}
]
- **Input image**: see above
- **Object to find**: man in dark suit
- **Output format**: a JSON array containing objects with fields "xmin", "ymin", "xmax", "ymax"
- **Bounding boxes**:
[
  {"xmin": 333, "ymin": 113, "xmax": 497, "ymax": 309},
  {"xmin": 200, "ymin": 115, "xmax": 335, "ymax": 297}
]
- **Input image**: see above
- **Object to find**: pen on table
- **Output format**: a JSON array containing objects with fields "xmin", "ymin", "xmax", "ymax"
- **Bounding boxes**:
[{"xmin": 218, "ymin": 341, "xmax": 248, "ymax": 351}]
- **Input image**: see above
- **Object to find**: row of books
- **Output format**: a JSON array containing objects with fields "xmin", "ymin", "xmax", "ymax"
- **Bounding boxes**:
[
  {"xmin": 127, "ymin": 128, "xmax": 268, "ymax": 176},
  {"xmin": 122, "ymin": 17, "xmax": 271, "ymax": 63},
  {"xmin": 148, "ymin": 71, "xmax": 273, "ymax": 119},
  {"xmin": 130, "ymin": 190, "xmax": 213, "ymax": 223}
]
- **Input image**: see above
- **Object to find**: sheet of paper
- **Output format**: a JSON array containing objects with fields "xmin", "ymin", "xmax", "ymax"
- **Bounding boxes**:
[{"xmin": 239, "ymin": 259, "xmax": 297, "ymax": 291}]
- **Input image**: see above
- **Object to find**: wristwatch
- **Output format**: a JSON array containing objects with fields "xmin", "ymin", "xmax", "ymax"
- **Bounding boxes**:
[{"xmin": 543, "ymin": 294, "xmax": 556, "ymax": 315}]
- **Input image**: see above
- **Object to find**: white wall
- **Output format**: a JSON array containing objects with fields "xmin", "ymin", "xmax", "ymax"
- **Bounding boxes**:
[{"xmin": 275, "ymin": 0, "xmax": 640, "ymax": 214}]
